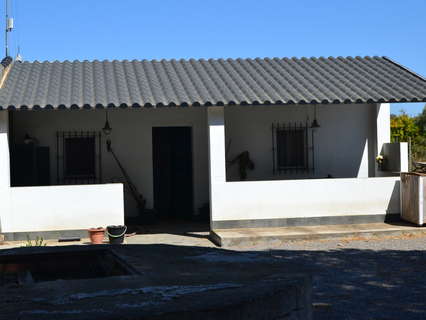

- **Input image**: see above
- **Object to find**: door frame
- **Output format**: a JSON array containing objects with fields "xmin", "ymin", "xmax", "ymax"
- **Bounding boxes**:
[{"xmin": 152, "ymin": 125, "xmax": 195, "ymax": 218}]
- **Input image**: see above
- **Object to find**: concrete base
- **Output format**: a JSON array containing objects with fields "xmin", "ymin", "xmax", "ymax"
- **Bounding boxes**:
[
  {"xmin": 211, "ymin": 222, "xmax": 426, "ymax": 247},
  {"xmin": 2, "ymin": 229, "xmax": 88, "ymax": 241},
  {"xmin": 211, "ymin": 213, "xmax": 400, "ymax": 229}
]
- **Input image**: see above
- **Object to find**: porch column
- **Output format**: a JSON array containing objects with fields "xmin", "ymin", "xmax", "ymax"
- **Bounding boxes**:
[
  {"xmin": 375, "ymin": 103, "xmax": 391, "ymax": 176},
  {"xmin": 0, "ymin": 110, "xmax": 10, "ymax": 188},
  {"xmin": 207, "ymin": 107, "xmax": 226, "ymax": 227}
]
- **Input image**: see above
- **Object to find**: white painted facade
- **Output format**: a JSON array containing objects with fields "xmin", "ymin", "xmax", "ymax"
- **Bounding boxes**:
[
  {"xmin": 0, "ymin": 110, "xmax": 10, "ymax": 188},
  {"xmin": 0, "ymin": 184, "xmax": 124, "ymax": 233},
  {"xmin": 209, "ymin": 176, "xmax": 400, "ymax": 222},
  {"xmin": 225, "ymin": 103, "xmax": 377, "ymax": 180},
  {"xmin": 0, "ymin": 102, "xmax": 409, "ymax": 234}
]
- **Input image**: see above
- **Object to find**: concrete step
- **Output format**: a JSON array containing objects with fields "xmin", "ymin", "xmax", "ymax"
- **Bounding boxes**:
[{"xmin": 210, "ymin": 222, "xmax": 426, "ymax": 247}]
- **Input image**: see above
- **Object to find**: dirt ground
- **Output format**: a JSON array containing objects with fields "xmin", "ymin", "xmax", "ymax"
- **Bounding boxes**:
[{"xmin": 2, "ymin": 229, "xmax": 426, "ymax": 319}]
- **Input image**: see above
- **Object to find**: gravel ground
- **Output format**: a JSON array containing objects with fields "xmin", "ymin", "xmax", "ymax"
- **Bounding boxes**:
[
  {"xmin": 2, "ymin": 231, "xmax": 426, "ymax": 319},
  {"xmin": 239, "ymin": 234, "xmax": 426, "ymax": 320}
]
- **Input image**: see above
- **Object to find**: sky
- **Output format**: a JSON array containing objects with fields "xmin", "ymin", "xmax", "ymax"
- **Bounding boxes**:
[{"xmin": 3, "ymin": 0, "xmax": 425, "ymax": 115}]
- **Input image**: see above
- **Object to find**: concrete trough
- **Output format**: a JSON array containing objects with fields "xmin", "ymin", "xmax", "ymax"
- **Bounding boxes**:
[{"xmin": 0, "ymin": 245, "xmax": 312, "ymax": 320}]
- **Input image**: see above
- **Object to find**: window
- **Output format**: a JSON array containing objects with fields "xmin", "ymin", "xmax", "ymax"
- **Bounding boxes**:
[
  {"xmin": 56, "ymin": 131, "xmax": 102, "ymax": 184},
  {"xmin": 65, "ymin": 137, "xmax": 95, "ymax": 177},
  {"xmin": 272, "ymin": 123, "xmax": 309, "ymax": 174}
]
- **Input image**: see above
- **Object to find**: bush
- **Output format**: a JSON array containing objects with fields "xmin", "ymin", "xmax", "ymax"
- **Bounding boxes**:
[{"xmin": 391, "ymin": 106, "xmax": 426, "ymax": 163}]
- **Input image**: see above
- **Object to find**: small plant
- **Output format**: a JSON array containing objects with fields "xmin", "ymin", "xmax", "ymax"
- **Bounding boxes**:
[
  {"xmin": 376, "ymin": 155, "xmax": 384, "ymax": 165},
  {"xmin": 23, "ymin": 235, "xmax": 47, "ymax": 247},
  {"xmin": 376, "ymin": 155, "xmax": 387, "ymax": 171}
]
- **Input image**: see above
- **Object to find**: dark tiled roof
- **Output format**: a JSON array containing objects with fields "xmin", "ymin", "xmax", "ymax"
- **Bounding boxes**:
[{"xmin": 0, "ymin": 56, "xmax": 424, "ymax": 110}]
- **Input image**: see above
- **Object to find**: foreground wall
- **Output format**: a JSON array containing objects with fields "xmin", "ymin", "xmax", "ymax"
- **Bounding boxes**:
[
  {"xmin": 211, "ymin": 177, "xmax": 400, "ymax": 228},
  {"xmin": 0, "ymin": 183, "xmax": 124, "ymax": 234}
]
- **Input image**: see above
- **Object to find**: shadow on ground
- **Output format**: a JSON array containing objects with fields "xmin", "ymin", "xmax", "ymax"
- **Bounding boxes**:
[
  {"xmin": 264, "ymin": 247, "xmax": 426, "ymax": 320},
  {"xmin": 126, "ymin": 220, "xmax": 210, "ymax": 240},
  {"xmin": 1, "ymin": 243, "xmax": 425, "ymax": 319},
  {"xmin": 117, "ymin": 243, "xmax": 426, "ymax": 319}
]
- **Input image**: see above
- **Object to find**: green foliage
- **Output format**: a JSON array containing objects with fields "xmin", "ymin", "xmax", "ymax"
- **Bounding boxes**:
[
  {"xmin": 390, "ymin": 110, "xmax": 419, "ymax": 142},
  {"xmin": 391, "ymin": 105, "xmax": 426, "ymax": 162},
  {"xmin": 416, "ymin": 106, "xmax": 426, "ymax": 135},
  {"xmin": 23, "ymin": 235, "xmax": 47, "ymax": 247},
  {"xmin": 412, "ymin": 135, "xmax": 426, "ymax": 161}
]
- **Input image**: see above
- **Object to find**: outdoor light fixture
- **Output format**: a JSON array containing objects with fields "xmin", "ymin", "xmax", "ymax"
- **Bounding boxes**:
[
  {"xmin": 102, "ymin": 110, "xmax": 112, "ymax": 135},
  {"xmin": 311, "ymin": 118, "xmax": 320, "ymax": 129},
  {"xmin": 311, "ymin": 105, "xmax": 320, "ymax": 128},
  {"xmin": 23, "ymin": 133, "xmax": 34, "ymax": 144}
]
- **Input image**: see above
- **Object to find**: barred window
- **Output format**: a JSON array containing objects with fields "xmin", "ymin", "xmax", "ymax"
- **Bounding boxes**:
[
  {"xmin": 56, "ymin": 131, "xmax": 102, "ymax": 184},
  {"xmin": 272, "ymin": 123, "xmax": 309, "ymax": 174}
]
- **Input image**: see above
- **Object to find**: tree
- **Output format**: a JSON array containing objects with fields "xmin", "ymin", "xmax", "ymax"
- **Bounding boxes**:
[
  {"xmin": 390, "ymin": 106, "xmax": 426, "ymax": 162},
  {"xmin": 413, "ymin": 104, "xmax": 426, "ymax": 161},
  {"xmin": 390, "ymin": 110, "xmax": 419, "ymax": 142},
  {"xmin": 415, "ymin": 104, "xmax": 426, "ymax": 135}
]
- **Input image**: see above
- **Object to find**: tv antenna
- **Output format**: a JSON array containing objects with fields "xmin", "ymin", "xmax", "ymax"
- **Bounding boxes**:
[{"xmin": 5, "ymin": 0, "xmax": 13, "ymax": 57}]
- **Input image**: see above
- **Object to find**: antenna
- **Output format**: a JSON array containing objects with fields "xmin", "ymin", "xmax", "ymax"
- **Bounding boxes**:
[{"xmin": 5, "ymin": 0, "xmax": 13, "ymax": 57}]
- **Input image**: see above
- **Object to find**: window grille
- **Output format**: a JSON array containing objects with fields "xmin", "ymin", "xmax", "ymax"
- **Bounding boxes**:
[
  {"xmin": 272, "ymin": 122, "xmax": 310, "ymax": 174},
  {"xmin": 56, "ymin": 131, "xmax": 102, "ymax": 184}
]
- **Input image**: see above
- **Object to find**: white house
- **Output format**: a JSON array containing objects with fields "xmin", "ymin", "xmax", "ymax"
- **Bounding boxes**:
[{"xmin": 0, "ymin": 55, "xmax": 425, "ymax": 240}]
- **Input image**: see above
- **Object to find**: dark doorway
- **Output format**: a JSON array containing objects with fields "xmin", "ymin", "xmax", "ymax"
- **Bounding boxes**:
[
  {"xmin": 153, "ymin": 127, "xmax": 193, "ymax": 219},
  {"xmin": 10, "ymin": 144, "xmax": 50, "ymax": 187}
]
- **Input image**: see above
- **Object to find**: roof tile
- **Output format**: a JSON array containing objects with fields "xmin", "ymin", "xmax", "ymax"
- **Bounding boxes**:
[{"xmin": 0, "ymin": 56, "xmax": 424, "ymax": 109}]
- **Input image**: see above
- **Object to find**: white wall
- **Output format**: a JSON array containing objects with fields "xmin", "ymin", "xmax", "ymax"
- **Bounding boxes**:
[
  {"xmin": 0, "ymin": 110, "xmax": 10, "ymax": 188},
  {"xmin": 11, "ymin": 108, "xmax": 209, "ymax": 216},
  {"xmin": 0, "ymin": 184, "xmax": 124, "ymax": 233},
  {"xmin": 211, "ymin": 177, "xmax": 400, "ymax": 222},
  {"xmin": 207, "ymin": 107, "xmax": 227, "ymax": 226},
  {"xmin": 375, "ymin": 103, "xmax": 391, "ymax": 176},
  {"xmin": 225, "ymin": 103, "xmax": 376, "ymax": 181}
]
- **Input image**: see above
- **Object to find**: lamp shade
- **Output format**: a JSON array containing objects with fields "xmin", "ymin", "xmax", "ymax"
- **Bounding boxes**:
[
  {"xmin": 102, "ymin": 120, "xmax": 112, "ymax": 135},
  {"xmin": 311, "ymin": 118, "xmax": 320, "ymax": 128}
]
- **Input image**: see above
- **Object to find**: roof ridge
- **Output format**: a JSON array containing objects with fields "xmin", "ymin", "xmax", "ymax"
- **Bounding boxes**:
[{"xmin": 21, "ymin": 56, "xmax": 381, "ymax": 65}]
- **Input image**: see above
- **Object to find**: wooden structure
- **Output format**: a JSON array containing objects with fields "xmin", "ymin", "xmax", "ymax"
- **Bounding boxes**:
[{"xmin": 400, "ymin": 172, "xmax": 426, "ymax": 226}]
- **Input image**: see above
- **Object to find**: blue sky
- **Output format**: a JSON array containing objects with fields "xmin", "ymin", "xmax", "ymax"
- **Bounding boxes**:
[{"xmin": 5, "ymin": 0, "xmax": 425, "ymax": 115}]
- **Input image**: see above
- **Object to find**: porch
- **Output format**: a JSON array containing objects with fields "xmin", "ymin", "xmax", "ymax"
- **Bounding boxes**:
[{"xmin": 0, "ymin": 102, "xmax": 408, "ymax": 237}]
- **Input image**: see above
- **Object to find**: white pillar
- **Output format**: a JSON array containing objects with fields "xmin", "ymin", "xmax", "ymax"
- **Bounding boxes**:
[
  {"xmin": 399, "ymin": 142, "xmax": 409, "ymax": 172},
  {"xmin": 0, "ymin": 110, "xmax": 10, "ymax": 188},
  {"xmin": 207, "ymin": 107, "xmax": 226, "ymax": 227},
  {"xmin": 375, "ymin": 103, "xmax": 391, "ymax": 176}
]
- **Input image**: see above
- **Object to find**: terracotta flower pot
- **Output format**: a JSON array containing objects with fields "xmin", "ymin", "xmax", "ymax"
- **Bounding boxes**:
[{"xmin": 88, "ymin": 227, "xmax": 105, "ymax": 244}]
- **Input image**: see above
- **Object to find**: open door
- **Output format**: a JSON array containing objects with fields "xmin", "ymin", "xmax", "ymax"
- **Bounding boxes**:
[{"xmin": 152, "ymin": 127, "xmax": 193, "ymax": 219}]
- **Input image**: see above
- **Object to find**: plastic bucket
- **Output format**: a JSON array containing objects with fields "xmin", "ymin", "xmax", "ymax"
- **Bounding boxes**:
[{"xmin": 106, "ymin": 225, "xmax": 127, "ymax": 244}]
